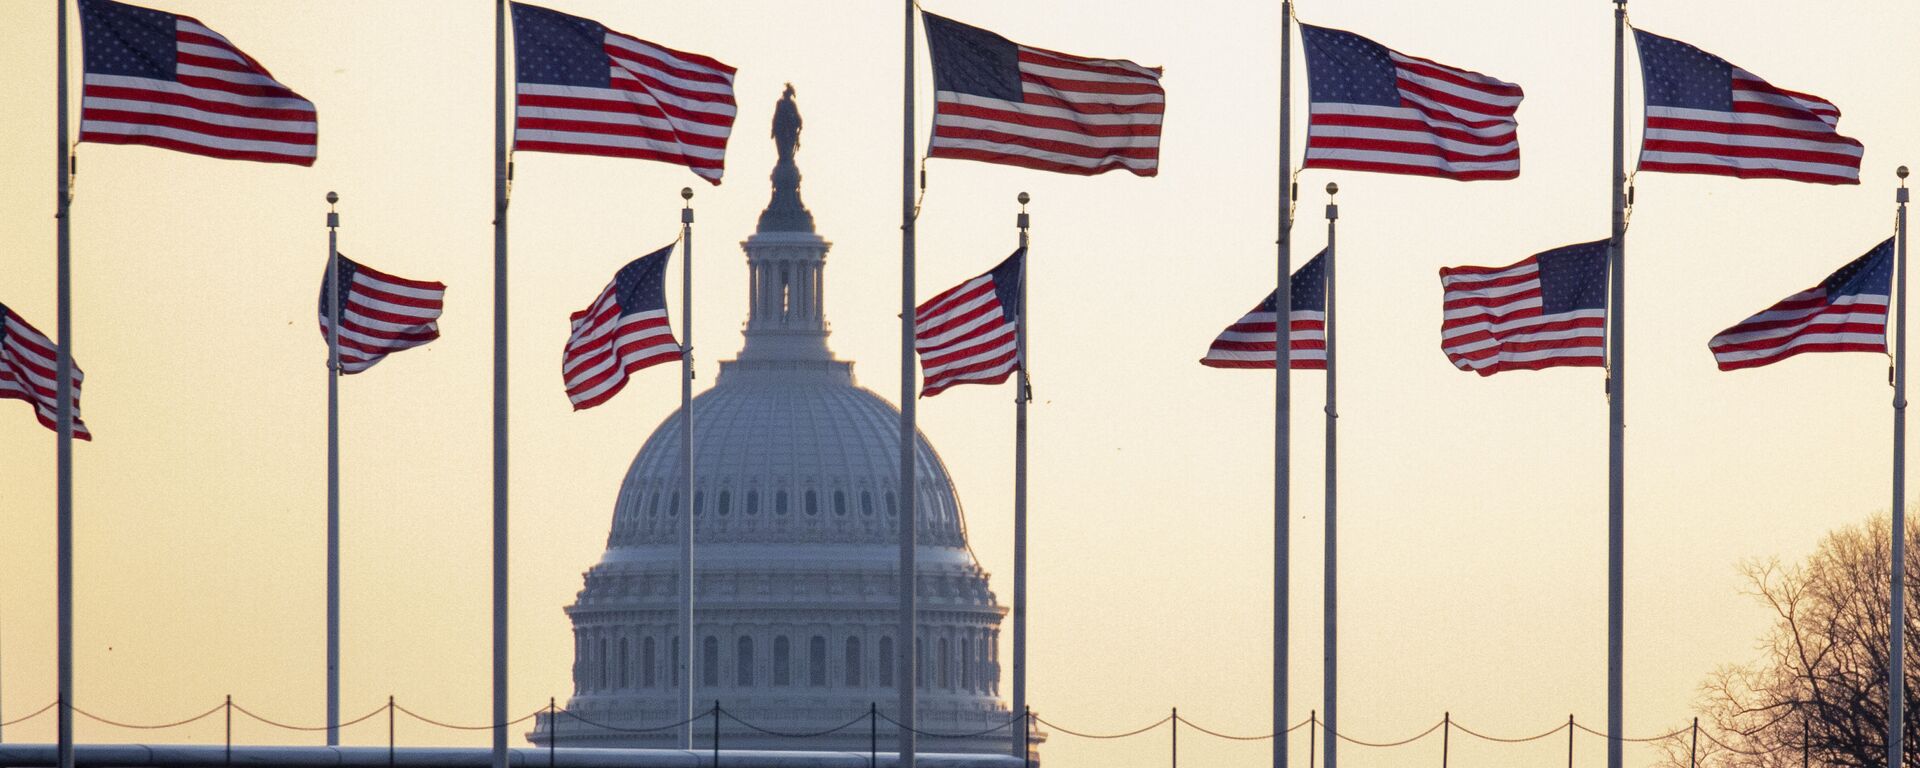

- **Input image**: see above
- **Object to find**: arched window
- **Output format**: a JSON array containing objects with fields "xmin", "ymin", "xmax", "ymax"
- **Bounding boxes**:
[
  {"xmin": 647, "ymin": 493, "xmax": 660, "ymax": 517},
  {"xmin": 702, "ymin": 636, "xmax": 720, "ymax": 687},
  {"xmin": 809, "ymin": 636, "xmax": 829, "ymax": 687},
  {"xmin": 960, "ymin": 637, "xmax": 970, "ymax": 692},
  {"xmin": 643, "ymin": 637, "xmax": 658, "ymax": 688},
  {"xmin": 672, "ymin": 636, "xmax": 681, "ymax": 687},
  {"xmin": 597, "ymin": 637, "xmax": 609, "ymax": 691},
  {"xmin": 776, "ymin": 490, "xmax": 789, "ymax": 515},
  {"xmin": 938, "ymin": 638, "xmax": 951, "ymax": 689},
  {"xmin": 718, "ymin": 491, "xmax": 731, "ymax": 516},
  {"xmin": 886, "ymin": 492, "xmax": 898, "ymax": 517},
  {"xmin": 669, "ymin": 492, "xmax": 680, "ymax": 517},
  {"xmin": 746, "ymin": 491, "xmax": 759, "ymax": 515},
  {"xmin": 861, "ymin": 491, "xmax": 875, "ymax": 516},
  {"xmin": 878, "ymin": 636, "xmax": 895, "ymax": 689},
  {"xmin": 805, "ymin": 490, "xmax": 819, "ymax": 516},
  {"xmin": 773, "ymin": 636, "xmax": 792, "ymax": 686},
  {"xmin": 736, "ymin": 636, "xmax": 754, "ymax": 686},
  {"xmin": 694, "ymin": 491, "xmax": 705, "ymax": 517},
  {"xmin": 833, "ymin": 490, "xmax": 848, "ymax": 516},
  {"xmin": 619, "ymin": 637, "xmax": 631, "ymax": 689},
  {"xmin": 915, "ymin": 638, "xmax": 925, "ymax": 689},
  {"xmin": 845, "ymin": 637, "xmax": 863, "ymax": 687}
]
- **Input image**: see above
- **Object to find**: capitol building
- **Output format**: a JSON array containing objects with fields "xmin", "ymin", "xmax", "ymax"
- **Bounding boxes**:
[{"xmin": 528, "ymin": 89, "xmax": 1026, "ymax": 757}]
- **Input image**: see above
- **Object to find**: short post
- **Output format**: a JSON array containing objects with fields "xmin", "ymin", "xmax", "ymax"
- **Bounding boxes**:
[
  {"xmin": 1310, "ymin": 711, "xmax": 1317, "ymax": 768},
  {"xmin": 869, "ymin": 703, "xmax": 877, "ymax": 768},
  {"xmin": 1442, "ymin": 712, "xmax": 1450, "ymax": 768},
  {"xmin": 387, "ymin": 696, "xmax": 397, "ymax": 768},
  {"xmin": 224, "ymin": 695, "xmax": 232, "ymax": 768},
  {"xmin": 1688, "ymin": 717, "xmax": 1697, "ymax": 768},
  {"xmin": 712, "ymin": 700, "xmax": 721, "ymax": 768},
  {"xmin": 1567, "ymin": 715, "xmax": 1575, "ymax": 768},
  {"xmin": 548, "ymin": 697, "xmax": 557, "ymax": 768},
  {"xmin": 1170, "ymin": 707, "xmax": 1178, "ymax": 768},
  {"xmin": 1023, "ymin": 707, "xmax": 1033, "ymax": 768},
  {"xmin": 1802, "ymin": 715, "xmax": 1809, "ymax": 768}
]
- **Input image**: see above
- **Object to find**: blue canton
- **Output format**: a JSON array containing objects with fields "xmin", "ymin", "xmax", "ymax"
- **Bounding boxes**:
[
  {"xmin": 922, "ymin": 13, "xmax": 1023, "ymax": 101},
  {"xmin": 1249, "ymin": 248, "xmax": 1331, "ymax": 314},
  {"xmin": 0, "ymin": 303, "xmax": 11, "ymax": 345},
  {"xmin": 613, "ymin": 244, "xmax": 674, "ymax": 317},
  {"xmin": 511, "ymin": 2, "xmax": 609, "ymax": 88},
  {"xmin": 1822, "ymin": 238, "xmax": 1895, "ymax": 302},
  {"xmin": 1634, "ymin": 30, "xmax": 1732, "ymax": 110},
  {"xmin": 79, "ymin": 0, "xmax": 176, "ymax": 81},
  {"xmin": 1300, "ymin": 25, "xmax": 1400, "ymax": 107},
  {"xmin": 1535, "ymin": 241, "xmax": 1610, "ymax": 314},
  {"xmin": 986, "ymin": 248, "xmax": 1026, "ymax": 323},
  {"xmin": 318, "ymin": 255, "xmax": 360, "ymax": 319}
]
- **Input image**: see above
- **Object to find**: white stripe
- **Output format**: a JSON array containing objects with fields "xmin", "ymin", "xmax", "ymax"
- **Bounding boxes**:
[
  {"xmin": 1305, "ymin": 146, "xmax": 1518, "ymax": 174},
  {"xmin": 1395, "ymin": 88, "xmax": 1517, "ymax": 130},
  {"xmin": 83, "ymin": 73, "xmax": 314, "ymax": 112},
  {"xmin": 923, "ymin": 339, "xmax": 1018, "ymax": 378},
  {"xmin": 1019, "ymin": 81, "xmax": 1164, "ymax": 108},
  {"xmin": 1017, "ymin": 60, "xmax": 1160, "ymax": 88},
  {"xmin": 175, "ymin": 63, "xmax": 286, "ymax": 90},
  {"xmin": 566, "ymin": 307, "xmax": 666, "ymax": 364},
  {"xmin": 1388, "ymin": 52, "xmax": 1520, "ymax": 98},
  {"xmin": 1440, "ymin": 262, "xmax": 1538, "ymax": 288},
  {"xmin": 81, "ymin": 96, "xmax": 314, "ymax": 133},
  {"xmin": 1307, "ymin": 121, "xmax": 1516, "ymax": 155},
  {"xmin": 77, "ymin": 120, "xmax": 316, "ymax": 156},
  {"xmin": 175, "ymin": 41, "xmax": 249, "ymax": 66},
  {"xmin": 1310, "ymin": 102, "xmax": 1514, "ymax": 141},
  {"xmin": 355, "ymin": 277, "xmax": 446, "ymax": 302},
  {"xmin": 1718, "ymin": 293, "xmax": 1885, "ymax": 333},
  {"xmin": 1643, "ymin": 125, "xmax": 1863, "ymax": 157},
  {"xmin": 1711, "ymin": 332, "xmax": 1885, "ymax": 363},
  {"xmin": 604, "ymin": 34, "xmax": 735, "ymax": 86},
  {"xmin": 937, "ymin": 92, "xmax": 1164, "ymax": 126},
  {"xmin": 605, "ymin": 68, "xmax": 739, "ymax": 119},
  {"xmin": 928, "ymin": 137, "xmax": 1158, "ymax": 171},
  {"xmin": 516, "ymin": 104, "xmax": 731, "ymax": 139},
  {"xmin": 1442, "ymin": 307, "xmax": 1603, "ymax": 343},
  {"xmin": 934, "ymin": 114, "xmax": 1160, "ymax": 149},
  {"xmin": 921, "ymin": 316, "xmax": 1014, "ymax": 359},
  {"xmin": 1645, "ymin": 105, "xmax": 1845, "ymax": 137},
  {"xmin": 1639, "ymin": 149, "xmax": 1859, "ymax": 179},
  {"xmin": 514, "ymin": 128, "xmax": 722, "ymax": 161},
  {"xmin": 1017, "ymin": 46, "xmax": 1160, "ymax": 80},
  {"xmin": 516, "ymin": 81, "xmax": 735, "ymax": 121}
]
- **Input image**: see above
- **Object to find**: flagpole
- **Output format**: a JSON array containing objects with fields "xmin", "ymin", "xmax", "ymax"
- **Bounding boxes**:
[
  {"xmin": 898, "ymin": 1, "xmax": 920, "ymax": 765},
  {"xmin": 1011, "ymin": 191, "xmax": 1031, "ymax": 761},
  {"xmin": 1606, "ymin": 3, "xmax": 1628, "ymax": 768},
  {"xmin": 1275, "ymin": 4, "xmax": 1294, "ymax": 768},
  {"xmin": 678, "ymin": 187, "xmax": 696, "ymax": 750},
  {"xmin": 491, "ymin": 0, "xmax": 510, "ymax": 766},
  {"xmin": 1891, "ymin": 164, "xmax": 1909, "ymax": 768},
  {"xmin": 1321, "ymin": 182, "xmax": 1338, "ymax": 768},
  {"xmin": 325, "ymin": 191, "xmax": 342, "ymax": 748},
  {"xmin": 55, "ymin": 0, "xmax": 76, "ymax": 765}
]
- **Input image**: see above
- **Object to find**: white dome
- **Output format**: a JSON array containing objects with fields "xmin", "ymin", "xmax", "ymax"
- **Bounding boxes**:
[{"xmin": 531, "ymin": 87, "xmax": 1020, "ymax": 757}]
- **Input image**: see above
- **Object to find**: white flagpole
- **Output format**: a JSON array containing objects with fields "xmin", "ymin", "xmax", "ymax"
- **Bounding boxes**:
[
  {"xmin": 679, "ymin": 187, "xmax": 697, "ymax": 749},
  {"xmin": 1607, "ymin": 3, "xmax": 1628, "ymax": 768},
  {"xmin": 55, "ymin": 0, "xmax": 76, "ymax": 765},
  {"xmin": 325, "ymin": 192, "xmax": 342, "ymax": 747},
  {"xmin": 1276, "ymin": 4, "xmax": 1295, "ymax": 768},
  {"xmin": 899, "ymin": 1, "xmax": 920, "ymax": 765},
  {"xmin": 1011, "ymin": 192, "xmax": 1031, "ymax": 760},
  {"xmin": 1321, "ymin": 182, "xmax": 1338, "ymax": 768},
  {"xmin": 491, "ymin": 1, "xmax": 510, "ymax": 766},
  {"xmin": 1892, "ymin": 164, "xmax": 1909, "ymax": 768}
]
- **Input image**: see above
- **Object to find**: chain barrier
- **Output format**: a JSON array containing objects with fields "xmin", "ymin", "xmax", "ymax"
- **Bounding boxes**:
[
  {"xmin": 719, "ymin": 708, "xmax": 868, "ymax": 739},
  {"xmin": 1571, "ymin": 719, "xmax": 1690, "ymax": 743},
  {"xmin": 1450, "ymin": 718, "xmax": 1570, "ymax": 743},
  {"xmin": 1699, "ymin": 726, "xmax": 1790, "ymax": 757},
  {"xmin": 1, "ymin": 701, "xmax": 58, "ymax": 728},
  {"xmin": 556, "ymin": 706, "xmax": 707, "ymax": 735},
  {"xmin": 1169, "ymin": 712, "xmax": 1312, "ymax": 742},
  {"xmin": 391, "ymin": 703, "xmax": 542, "ymax": 732},
  {"xmin": 1034, "ymin": 713, "xmax": 1170, "ymax": 740},
  {"xmin": 1334, "ymin": 718, "xmax": 1445, "ymax": 748},
  {"xmin": 71, "ymin": 703, "xmax": 225, "ymax": 730},
  {"xmin": 875, "ymin": 710, "xmax": 1023, "ymax": 739},
  {"xmin": 234, "ymin": 702, "xmax": 387, "ymax": 732}
]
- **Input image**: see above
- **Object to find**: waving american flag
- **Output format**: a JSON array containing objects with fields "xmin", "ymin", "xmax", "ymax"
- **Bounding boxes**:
[
  {"xmin": 1709, "ymin": 239, "xmax": 1892, "ymax": 371},
  {"xmin": 0, "ymin": 303, "xmax": 91, "ymax": 440},
  {"xmin": 1440, "ymin": 241, "xmax": 1610, "ymax": 376},
  {"xmin": 1201, "ymin": 249, "xmax": 1329, "ymax": 370},
  {"xmin": 915, "ymin": 248, "xmax": 1026, "ymax": 397},
  {"xmin": 563, "ymin": 244, "xmax": 681, "ymax": 410},
  {"xmin": 319, "ymin": 256, "xmax": 446, "ymax": 375}
]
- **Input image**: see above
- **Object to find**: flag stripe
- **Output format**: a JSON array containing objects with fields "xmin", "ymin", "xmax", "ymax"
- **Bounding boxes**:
[{"xmin": 0, "ymin": 306, "xmax": 92, "ymax": 439}]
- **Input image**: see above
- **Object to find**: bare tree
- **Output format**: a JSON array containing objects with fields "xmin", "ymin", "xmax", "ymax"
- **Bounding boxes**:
[{"xmin": 1659, "ymin": 514, "xmax": 1919, "ymax": 768}]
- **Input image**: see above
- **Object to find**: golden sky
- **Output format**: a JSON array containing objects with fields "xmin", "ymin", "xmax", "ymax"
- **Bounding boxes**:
[{"xmin": 3, "ymin": 1, "xmax": 1919, "ymax": 766}]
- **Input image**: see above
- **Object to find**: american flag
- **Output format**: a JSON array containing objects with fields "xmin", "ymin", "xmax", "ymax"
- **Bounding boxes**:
[
  {"xmin": 511, "ymin": 2, "xmax": 737, "ymax": 184},
  {"xmin": 1634, "ymin": 29, "xmax": 1862, "ymax": 185},
  {"xmin": 1300, "ymin": 24, "xmax": 1523, "ymax": 181},
  {"xmin": 915, "ymin": 248, "xmax": 1025, "ymax": 397},
  {"xmin": 922, "ymin": 12, "xmax": 1163, "ymax": 177},
  {"xmin": 0, "ymin": 303, "xmax": 91, "ymax": 440},
  {"xmin": 1709, "ymin": 239, "xmax": 1892, "ymax": 371},
  {"xmin": 1200, "ymin": 249, "xmax": 1328, "ymax": 369},
  {"xmin": 319, "ymin": 255, "xmax": 447, "ymax": 375},
  {"xmin": 77, "ymin": 0, "xmax": 317, "ymax": 166},
  {"xmin": 564, "ymin": 243, "xmax": 681, "ymax": 410},
  {"xmin": 1440, "ymin": 240, "xmax": 1609, "ymax": 376}
]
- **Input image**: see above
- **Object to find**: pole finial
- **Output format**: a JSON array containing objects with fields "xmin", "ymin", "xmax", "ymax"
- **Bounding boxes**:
[
  {"xmin": 1900, "ymin": 166, "xmax": 1910, "ymax": 181},
  {"xmin": 1017, "ymin": 191, "xmax": 1030, "ymax": 206},
  {"xmin": 1325, "ymin": 182, "xmax": 1338, "ymax": 196},
  {"xmin": 326, "ymin": 191, "xmax": 338, "ymax": 205},
  {"xmin": 681, "ymin": 186, "xmax": 694, "ymax": 202}
]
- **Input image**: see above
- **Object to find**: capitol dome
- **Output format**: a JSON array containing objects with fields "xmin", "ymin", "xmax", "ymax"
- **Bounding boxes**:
[{"xmin": 529, "ymin": 87, "xmax": 1021, "ymax": 757}]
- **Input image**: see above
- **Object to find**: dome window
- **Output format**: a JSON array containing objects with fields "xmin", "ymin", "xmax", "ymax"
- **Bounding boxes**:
[
  {"xmin": 776, "ymin": 490, "xmax": 790, "ymax": 515},
  {"xmin": 647, "ymin": 493, "xmax": 660, "ymax": 517},
  {"xmin": 833, "ymin": 490, "xmax": 848, "ymax": 516},
  {"xmin": 845, "ymin": 637, "xmax": 863, "ymax": 687},
  {"xmin": 668, "ymin": 492, "xmax": 680, "ymax": 518},
  {"xmin": 643, "ymin": 637, "xmax": 657, "ymax": 688},
  {"xmin": 702, "ymin": 636, "xmax": 720, "ymax": 687},
  {"xmin": 861, "ymin": 491, "xmax": 875, "ymax": 516},
  {"xmin": 809, "ymin": 636, "xmax": 828, "ymax": 687},
  {"xmin": 886, "ymin": 492, "xmax": 898, "ymax": 518},
  {"xmin": 718, "ymin": 490, "xmax": 732, "ymax": 517},
  {"xmin": 878, "ymin": 636, "xmax": 895, "ymax": 688},
  {"xmin": 736, "ymin": 636, "xmax": 754, "ymax": 686},
  {"xmin": 619, "ymin": 637, "xmax": 631, "ymax": 689},
  {"xmin": 694, "ymin": 491, "xmax": 705, "ymax": 517},
  {"xmin": 805, "ymin": 490, "xmax": 819, "ymax": 516},
  {"xmin": 746, "ymin": 491, "xmax": 759, "ymax": 515},
  {"xmin": 773, "ymin": 636, "xmax": 792, "ymax": 686}
]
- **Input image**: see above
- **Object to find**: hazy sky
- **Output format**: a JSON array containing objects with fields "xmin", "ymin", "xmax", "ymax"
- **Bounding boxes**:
[{"xmin": 4, "ymin": 1, "xmax": 1919, "ymax": 766}]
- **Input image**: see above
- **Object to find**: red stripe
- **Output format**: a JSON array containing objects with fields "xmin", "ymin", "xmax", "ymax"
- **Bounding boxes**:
[
  {"xmin": 173, "ymin": 72, "xmax": 304, "ymax": 102},
  {"xmin": 1709, "ymin": 323, "xmax": 1886, "ymax": 355},
  {"xmin": 82, "ymin": 83, "xmax": 314, "ymax": 122},
  {"xmin": 81, "ymin": 106, "xmax": 315, "ymax": 145},
  {"xmin": 1392, "ymin": 56, "xmax": 1522, "ymax": 99},
  {"xmin": 1309, "ymin": 110, "xmax": 1514, "ymax": 146},
  {"xmin": 1016, "ymin": 91, "xmax": 1165, "ymax": 117},
  {"xmin": 517, "ymin": 90, "xmax": 733, "ymax": 130},
  {"xmin": 601, "ymin": 69, "xmax": 739, "ymax": 117},
  {"xmin": 1300, "ymin": 155, "xmax": 1516, "ymax": 181},
  {"xmin": 603, "ymin": 30, "xmax": 737, "ymax": 78},
  {"xmin": 514, "ymin": 140, "xmax": 723, "ymax": 180},
  {"xmin": 1715, "ymin": 342, "xmax": 1885, "ymax": 371},
  {"xmin": 1015, "ymin": 48, "xmax": 1159, "ymax": 80},
  {"xmin": 936, "ymin": 102, "xmax": 1161, "ymax": 138},
  {"xmin": 926, "ymin": 145, "xmax": 1155, "ymax": 177},
  {"xmin": 1394, "ymin": 79, "xmax": 1520, "ymax": 121},
  {"xmin": 931, "ymin": 125, "xmax": 1158, "ymax": 161},
  {"xmin": 1307, "ymin": 135, "xmax": 1518, "ymax": 164},
  {"xmin": 1646, "ymin": 115, "xmax": 1861, "ymax": 146},
  {"xmin": 76, "ymin": 130, "xmax": 314, "ymax": 165},
  {"xmin": 516, "ymin": 114, "xmax": 727, "ymax": 151},
  {"xmin": 1637, "ymin": 159, "xmax": 1858, "ymax": 185},
  {"xmin": 1640, "ymin": 139, "xmax": 1860, "ymax": 167}
]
